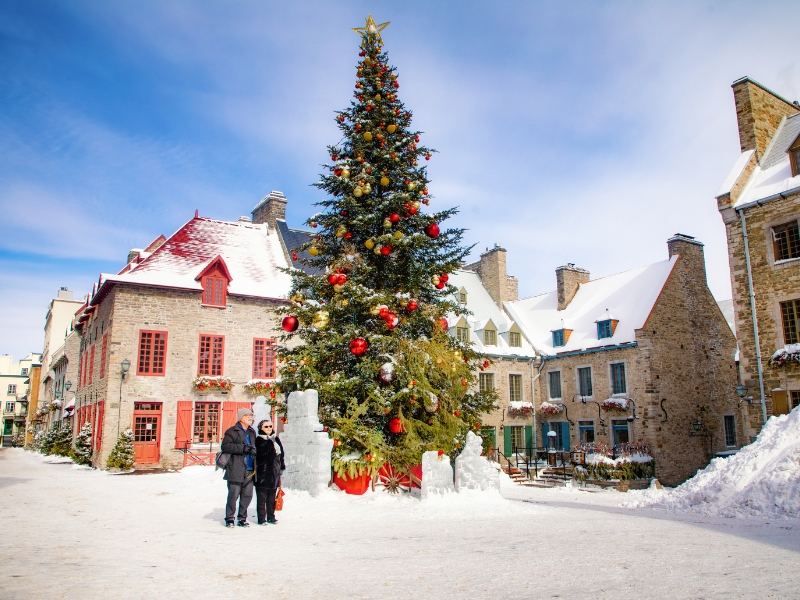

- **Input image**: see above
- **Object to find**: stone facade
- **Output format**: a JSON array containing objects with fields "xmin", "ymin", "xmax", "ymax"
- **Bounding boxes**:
[{"xmin": 717, "ymin": 78, "xmax": 800, "ymax": 439}]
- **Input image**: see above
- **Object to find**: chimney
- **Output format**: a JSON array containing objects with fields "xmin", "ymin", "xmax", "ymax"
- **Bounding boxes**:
[
  {"xmin": 127, "ymin": 249, "xmax": 143, "ymax": 264},
  {"xmin": 667, "ymin": 233, "xmax": 706, "ymax": 281},
  {"xmin": 56, "ymin": 288, "xmax": 73, "ymax": 301},
  {"xmin": 731, "ymin": 77, "xmax": 800, "ymax": 163},
  {"xmin": 556, "ymin": 264, "xmax": 590, "ymax": 311},
  {"xmin": 252, "ymin": 191, "xmax": 288, "ymax": 228},
  {"xmin": 478, "ymin": 244, "xmax": 516, "ymax": 307}
]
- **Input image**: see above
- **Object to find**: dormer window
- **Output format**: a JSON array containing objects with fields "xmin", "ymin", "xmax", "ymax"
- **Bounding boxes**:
[
  {"xmin": 597, "ymin": 320, "xmax": 613, "ymax": 339},
  {"xmin": 552, "ymin": 328, "xmax": 572, "ymax": 348},
  {"xmin": 484, "ymin": 328, "xmax": 496, "ymax": 346},
  {"xmin": 790, "ymin": 135, "xmax": 800, "ymax": 177},
  {"xmin": 196, "ymin": 255, "xmax": 232, "ymax": 308},
  {"xmin": 509, "ymin": 332, "xmax": 521, "ymax": 347},
  {"xmin": 458, "ymin": 289, "xmax": 467, "ymax": 304}
]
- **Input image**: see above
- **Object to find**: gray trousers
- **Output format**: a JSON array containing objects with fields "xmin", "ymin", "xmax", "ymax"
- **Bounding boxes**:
[{"xmin": 226, "ymin": 473, "xmax": 254, "ymax": 523}]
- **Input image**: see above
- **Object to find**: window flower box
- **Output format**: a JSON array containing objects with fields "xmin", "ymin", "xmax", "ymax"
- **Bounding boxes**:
[
  {"xmin": 539, "ymin": 401, "xmax": 564, "ymax": 415},
  {"xmin": 244, "ymin": 379, "xmax": 274, "ymax": 395},
  {"xmin": 192, "ymin": 376, "xmax": 233, "ymax": 392},
  {"xmin": 600, "ymin": 397, "xmax": 628, "ymax": 411},
  {"xmin": 508, "ymin": 400, "xmax": 533, "ymax": 417},
  {"xmin": 768, "ymin": 344, "xmax": 800, "ymax": 369}
]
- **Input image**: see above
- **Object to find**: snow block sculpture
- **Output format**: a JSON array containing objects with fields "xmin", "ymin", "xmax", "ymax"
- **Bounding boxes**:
[
  {"xmin": 421, "ymin": 450, "xmax": 454, "ymax": 498},
  {"xmin": 252, "ymin": 395, "xmax": 271, "ymax": 426},
  {"xmin": 455, "ymin": 432, "xmax": 500, "ymax": 492},
  {"xmin": 279, "ymin": 390, "xmax": 333, "ymax": 497}
]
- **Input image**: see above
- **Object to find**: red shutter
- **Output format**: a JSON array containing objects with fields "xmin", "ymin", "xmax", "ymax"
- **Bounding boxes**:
[
  {"xmin": 89, "ymin": 345, "xmax": 95, "ymax": 384},
  {"xmin": 99, "ymin": 334, "xmax": 108, "ymax": 379},
  {"xmin": 221, "ymin": 401, "xmax": 253, "ymax": 435},
  {"xmin": 95, "ymin": 401, "xmax": 105, "ymax": 453},
  {"xmin": 175, "ymin": 401, "xmax": 194, "ymax": 449}
]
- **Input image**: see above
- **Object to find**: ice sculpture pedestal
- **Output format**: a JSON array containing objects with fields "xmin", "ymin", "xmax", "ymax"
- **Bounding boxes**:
[{"xmin": 279, "ymin": 390, "xmax": 333, "ymax": 497}]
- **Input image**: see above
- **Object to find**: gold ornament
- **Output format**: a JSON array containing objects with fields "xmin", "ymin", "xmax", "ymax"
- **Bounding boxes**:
[
  {"xmin": 370, "ymin": 305, "xmax": 381, "ymax": 315},
  {"xmin": 342, "ymin": 169, "xmax": 350, "ymax": 179},
  {"xmin": 364, "ymin": 183, "xmax": 372, "ymax": 193},
  {"xmin": 431, "ymin": 275, "xmax": 440, "ymax": 285},
  {"xmin": 380, "ymin": 176, "xmax": 390, "ymax": 186},
  {"xmin": 365, "ymin": 239, "xmax": 375, "ymax": 249},
  {"xmin": 353, "ymin": 187, "xmax": 363, "ymax": 198},
  {"xmin": 387, "ymin": 124, "xmax": 396, "ymax": 133},
  {"xmin": 412, "ymin": 200, "xmax": 420, "ymax": 209},
  {"xmin": 340, "ymin": 298, "xmax": 349, "ymax": 307},
  {"xmin": 363, "ymin": 132, "xmax": 373, "ymax": 142},
  {"xmin": 333, "ymin": 283, "xmax": 345, "ymax": 293},
  {"xmin": 393, "ymin": 231, "xmax": 403, "ymax": 240},
  {"xmin": 312, "ymin": 310, "xmax": 330, "ymax": 329},
  {"xmin": 383, "ymin": 218, "xmax": 392, "ymax": 228},
  {"xmin": 352, "ymin": 15, "xmax": 390, "ymax": 43},
  {"xmin": 309, "ymin": 246, "xmax": 319, "ymax": 256},
  {"xmin": 407, "ymin": 182, "xmax": 417, "ymax": 191},
  {"xmin": 336, "ymin": 226, "xmax": 347, "ymax": 238},
  {"xmin": 374, "ymin": 245, "xmax": 382, "ymax": 255},
  {"xmin": 290, "ymin": 292, "xmax": 305, "ymax": 304},
  {"xmin": 374, "ymin": 94, "xmax": 381, "ymax": 101}
]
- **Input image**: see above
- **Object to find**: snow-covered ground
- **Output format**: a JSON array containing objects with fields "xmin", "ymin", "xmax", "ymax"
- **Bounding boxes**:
[{"xmin": 1, "ymin": 449, "xmax": 798, "ymax": 599}]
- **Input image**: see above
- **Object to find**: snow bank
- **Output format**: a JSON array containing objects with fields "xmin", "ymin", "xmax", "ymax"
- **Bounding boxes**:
[{"xmin": 627, "ymin": 408, "xmax": 800, "ymax": 519}]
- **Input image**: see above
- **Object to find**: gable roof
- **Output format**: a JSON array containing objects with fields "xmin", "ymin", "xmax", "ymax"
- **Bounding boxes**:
[
  {"xmin": 274, "ymin": 219, "xmax": 323, "ymax": 275},
  {"xmin": 95, "ymin": 215, "xmax": 293, "ymax": 303},
  {"xmin": 726, "ymin": 113, "xmax": 800, "ymax": 209},
  {"xmin": 504, "ymin": 257, "xmax": 677, "ymax": 356}
]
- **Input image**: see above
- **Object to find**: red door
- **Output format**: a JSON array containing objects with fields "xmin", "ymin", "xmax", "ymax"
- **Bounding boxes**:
[{"xmin": 133, "ymin": 402, "xmax": 162, "ymax": 464}]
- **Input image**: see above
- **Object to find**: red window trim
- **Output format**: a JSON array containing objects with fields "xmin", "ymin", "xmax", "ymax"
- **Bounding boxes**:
[
  {"xmin": 198, "ymin": 334, "xmax": 225, "ymax": 377},
  {"xmin": 252, "ymin": 338, "xmax": 277, "ymax": 379},
  {"xmin": 88, "ymin": 345, "xmax": 95, "ymax": 385},
  {"xmin": 99, "ymin": 333, "xmax": 108, "ymax": 380},
  {"xmin": 137, "ymin": 330, "xmax": 168, "ymax": 376}
]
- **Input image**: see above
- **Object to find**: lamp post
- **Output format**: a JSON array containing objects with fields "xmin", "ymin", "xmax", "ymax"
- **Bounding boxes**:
[
  {"xmin": 118, "ymin": 359, "xmax": 131, "ymax": 437},
  {"xmin": 735, "ymin": 384, "xmax": 748, "ymax": 401}
]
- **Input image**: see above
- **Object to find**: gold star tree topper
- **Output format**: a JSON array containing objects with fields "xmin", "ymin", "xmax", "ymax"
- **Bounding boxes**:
[{"xmin": 352, "ymin": 15, "xmax": 390, "ymax": 42}]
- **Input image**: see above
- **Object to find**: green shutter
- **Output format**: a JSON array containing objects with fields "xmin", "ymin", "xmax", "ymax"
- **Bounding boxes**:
[
  {"xmin": 503, "ymin": 426, "xmax": 512, "ymax": 456},
  {"xmin": 541, "ymin": 423, "xmax": 549, "ymax": 449},
  {"xmin": 524, "ymin": 426, "xmax": 533, "ymax": 452},
  {"xmin": 561, "ymin": 422, "xmax": 570, "ymax": 451}
]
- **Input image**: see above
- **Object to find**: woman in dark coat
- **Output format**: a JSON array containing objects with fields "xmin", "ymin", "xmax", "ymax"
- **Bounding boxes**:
[{"xmin": 255, "ymin": 419, "xmax": 285, "ymax": 525}]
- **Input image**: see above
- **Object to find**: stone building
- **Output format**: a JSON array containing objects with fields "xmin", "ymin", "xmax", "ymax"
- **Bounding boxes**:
[
  {"xmin": 73, "ymin": 192, "xmax": 307, "ymax": 469},
  {"xmin": 0, "ymin": 353, "xmax": 42, "ymax": 446},
  {"xmin": 500, "ymin": 235, "xmax": 740, "ymax": 486},
  {"xmin": 715, "ymin": 77, "xmax": 800, "ymax": 439}
]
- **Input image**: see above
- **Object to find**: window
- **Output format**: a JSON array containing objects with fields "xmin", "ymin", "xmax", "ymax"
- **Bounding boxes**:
[
  {"xmin": 509, "ymin": 332, "xmax": 521, "ymax": 347},
  {"xmin": 597, "ymin": 320, "xmax": 613, "ymax": 339},
  {"xmin": 7, "ymin": 384, "xmax": 16, "ymax": 395},
  {"xmin": 88, "ymin": 345, "xmax": 95, "ymax": 385},
  {"xmin": 99, "ymin": 333, "xmax": 108, "ymax": 380},
  {"xmin": 202, "ymin": 276, "xmax": 227, "ymax": 307},
  {"xmin": 4, "ymin": 402, "xmax": 14, "ymax": 413},
  {"xmin": 458, "ymin": 290, "xmax": 467, "ymax": 304},
  {"xmin": 21, "ymin": 368, "xmax": 28, "ymax": 376},
  {"xmin": 578, "ymin": 367, "xmax": 593, "ymax": 397},
  {"xmin": 552, "ymin": 329, "xmax": 565, "ymax": 347},
  {"xmin": 479, "ymin": 373, "xmax": 495, "ymax": 392},
  {"xmin": 483, "ymin": 329, "xmax": 496, "ymax": 346},
  {"xmin": 193, "ymin": 402, "xmax": 220, "ymax": 444},
  {"xmin": 724, "ymin": 415, "xmax": 737, "ymax": 447},
  {"xmin": 253, "ymin": 339, "xmax": 277, "ymax": 379},
  {"xmin": 772, "ymin": 221, "xmax": 800, "ymax": 262},
  {"xmin": 137, "ymin": 331, "xmax": 168, "ymax": 376},
  {"xmin": 578, "ymin": 421, "xmax": 595, "ymax": 444},
  {"xmin": 790, "ymin": 141, "xmax": 800, "ymax": 177},
  {"xmin": 792, "ymin": 390, "xmax": 800, "ymax": 409},
  {"xmin": 612, "ymin": 419, "xmax": 629, "ymax": 446},
  {"xmin": 456, "ymin": 327, "xmax": 469, "ymax": 343},
  {"xmin": 509, "ymin": 426, "xmax": 525, "ymax": 452},
  {"xmin": 780, "ymin": 299, "xmax": 800, "ymax": 344},
  {"xmin": 199, "ymin": 335, "xmax": 225, "ymax": 376},
  {"xmin": 548, "ymin": 371, "xmax": 562, "ymax": 399},
  {"xmin": 509, "ymin": 374, "xmax": 523, "ymax": 402},
  {"xmin": 610, "ymin": 363, "xmax": 626, "ymax": 395}
]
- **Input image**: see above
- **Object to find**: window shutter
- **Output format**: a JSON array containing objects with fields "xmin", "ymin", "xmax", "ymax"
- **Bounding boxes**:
[
  {"xmin": 95, "ymin": 401, "xmax": 105, "ymax": 454},
  {"xmin": 221, "ymin": 401, "xmax": 254, "ymax": 435},
  {"xmin": 560, "ymin": 422, "xmax": 570, "ymax": 451},
  {"xmin": 175, "ymin": 401, "xmax": 194, "ymax": 449},
  {"xmin": 503, "ymin": 426, "xmax": 512, "ymax": 456},
  {"xmin": 524, "ymin": 426, "xmax": 533, "ymax": 452},
  {"xmin": 541, "ymin": 423, "xmax": 549, "ymax": 449}
]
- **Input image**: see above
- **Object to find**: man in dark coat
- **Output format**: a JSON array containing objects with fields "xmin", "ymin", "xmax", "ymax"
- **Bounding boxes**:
[
  {"xmin": 254, "ymin": 419, "xmax": 286, "ymax": 525},
  {"xmin": 221, "ymin": 407, "xmax": 257, "ymax": 527}
]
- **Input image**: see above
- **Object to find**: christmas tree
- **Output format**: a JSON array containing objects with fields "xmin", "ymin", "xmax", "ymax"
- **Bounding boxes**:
[
  {"xmin": 49, "ymin": 422, "xmax": 74, "ymax": 457},
  {"xmin": 278, "ymin": 16, "xmax": 497, "ymax": 480},
  {"xmin": 71, "ymin": 422, "xmax": 93, "ymax": 466},
  {"xmin": 106, "ymin": 429, "xmax": 135, "ymax": 471}
]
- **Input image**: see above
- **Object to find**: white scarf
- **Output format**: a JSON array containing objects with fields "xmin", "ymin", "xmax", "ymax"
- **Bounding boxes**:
[{"xmin": 258, "ymin": 433, "xmax": 282, "ymax": 455}]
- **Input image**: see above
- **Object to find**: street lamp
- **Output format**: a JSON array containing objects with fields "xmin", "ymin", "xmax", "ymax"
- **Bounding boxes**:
[
  {"xmin": 692, "ymin": 420, "xmax": 702, "ymax": 432},
  {"xmin": 120, "ymin": 359, "xmax": 131, "ymax": 380},
  {"xmin": 735, "ymin": 384, "xmax": 748, "ymax": 400},
  {"xmin": 65, "ymin": 380, "xmax": 72, "ymax": 392}
]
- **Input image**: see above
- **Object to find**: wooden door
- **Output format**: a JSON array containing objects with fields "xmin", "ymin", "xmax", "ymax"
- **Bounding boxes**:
[
  {"xmin": 133, "ymin": 402, "xmax": 162, "ymax": 464},
  {"xmin": 772, "ymin": 390, "xmax": 789, "ymax": 417}
]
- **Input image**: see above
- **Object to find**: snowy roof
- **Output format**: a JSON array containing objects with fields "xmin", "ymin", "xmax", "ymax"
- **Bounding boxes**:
[
  {"xmin": 95, "ymin": 215, "xmax": 293, "ymax": 302},
  {"xmin": 726, "ymin": 113, "xmax": 800, "ymax": 208},
  {"xmin": 716, "ymin": 299, "xmax": 735, "ymax": 336},
  {"xmin": 504, "ymin": 257, "xmax": 677, "ymax": 356},
  {"xmin": 446, "ymin": 270, "xmax": 536, "ymax": 358},
  {"xmin": 274, "ymin": 220, "xmax": 323, "ymax": 275}
]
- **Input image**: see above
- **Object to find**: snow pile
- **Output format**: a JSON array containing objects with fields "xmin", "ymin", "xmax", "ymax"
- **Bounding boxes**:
[
  {"xmin": 628, "ymin": 408, "xmax": 800, "ymax": 518},
  {"xmin": 421, "ymin": 450, "xmax": 454, "ymax": 498},
  {"xmin": 455, "ymin": 432, "xmax": 500, "ymax": 492},
  {"xmin": 280, "ymin": 390, "xmax": 333, "ymax": 497}
]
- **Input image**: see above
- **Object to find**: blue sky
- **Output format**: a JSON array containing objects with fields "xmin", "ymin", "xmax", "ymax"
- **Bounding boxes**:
[{"xmin": 1, "ymin": 1, "xmax": 799, "ymax": 361}]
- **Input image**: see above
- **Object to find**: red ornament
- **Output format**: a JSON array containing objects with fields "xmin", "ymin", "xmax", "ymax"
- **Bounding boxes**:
[
  {"xmin": 437, "ymin": 450, "xmax": 444, "ymax": 457},
  {"xmin": 281, "ymin": 316, "xmax": 299, "ymax": 332},
  {"xmin": 435, "ymin": 282, "xmax": 445, "ymax": 289},
  {"xmin": 385, "ymin": 312, "xmax": 398, "ymax": 329},
  {"xmin": 334, "ymin": 168, "xmax": 343, "ymax": 176},
  {"xmin": 380, "ymin": 245, "xmax": 392, "ymax": 256},
  {"xmin": 388, "ymin": 417, "xmax": 405, "ymax": 434},
  {"xmin": 344, "ymin": 232, "xmax": 353, "ymax": 240},
  {"xmin": 437, "ymin": 317, "xmax": 449, "ymax": 331},
  {"xmin": 425, "ymin": 223, "xmax": 440, "ymax": 238},
  {"xmin": 439, "ymin": 273, "xmax": 449, "ymax": 283},
  {"xmin": 336, "ymin": 274, "xmax": 348, "ymax": 285},
  {"xmin": 388, "ymin": 213, "xmax": 400, "ymax": 224},
  {"xmin": 461, "ymin": 379, "xmax": 467, "ymax": 387},
  {"xmin": 406, "ymin": 300, "xmax": 418, "ymax": 312},
  {"xmin": 292, "ymin": 252, "xmax": 298, "ymax": 261},
  {"xmin": 327, "ymin": 274, "xmax": 339, "ymax": 285},
  {"xmin": 379, "ymin": 306, "xmax": 389, "ymax": 318},
  {"xmin": 349, "ymin": 337, "xmax": 369, "ymax": 356},
  {"xmin": 409, "ymin": 206, "xmax": 418, "ymax": 215}
]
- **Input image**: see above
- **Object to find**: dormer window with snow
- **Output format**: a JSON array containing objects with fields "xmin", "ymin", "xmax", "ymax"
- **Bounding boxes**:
[
  {"xmin": 509, "ymin": 332, "xmax": 521, "ymax": 347},
  {"xmin": 552, "ymin": 328, "xmax": 571, "ymax": 348},
  {"xmin": 484, "ymin": 328, "xmax": 496, "ymax": 346},
  {"xmin": 458, "ymin": 288, "xmax": 467, "ymax": 304},
  {"xmin": 595, "ymin": 310, "xmax": 619, "ymax": 340},
  {"xmin": 772, "ymin": 220, "xmax": 800, "ymax": 262},
  {"xmin": 196, "ymin": 256, "xmax": 232, "ymax": 308}
]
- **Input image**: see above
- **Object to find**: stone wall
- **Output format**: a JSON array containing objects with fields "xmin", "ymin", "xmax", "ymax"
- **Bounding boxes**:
[
  {"xmin": 556, "ymin": 264, "xmax": 590, "ymax": 311},
  {"xmin": 477, "ymin": 355, "xmax": 535, "ymax": 446},
  {"xmin": 732, "ymin": 78, "xmax": 799, "ymax": 160},
  {"xmin": 79, "ymin": 284, "xmax": 286, "ymax": 469}
]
